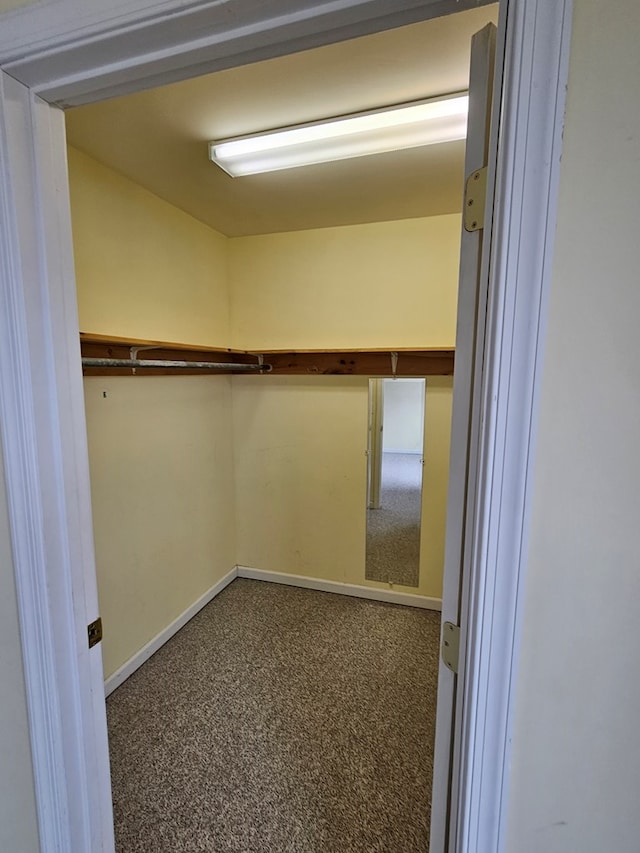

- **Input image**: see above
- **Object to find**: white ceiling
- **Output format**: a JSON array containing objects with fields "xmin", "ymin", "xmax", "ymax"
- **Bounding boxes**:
[{"xmin": 65, "ymin": 4, "xmax": 497, "ymax": 237}]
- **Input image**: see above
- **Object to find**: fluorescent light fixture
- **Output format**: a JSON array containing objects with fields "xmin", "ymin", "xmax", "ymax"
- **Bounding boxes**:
[{"xmin": 208, "ymin": 93, "xmax": 468, "ymax": 177}]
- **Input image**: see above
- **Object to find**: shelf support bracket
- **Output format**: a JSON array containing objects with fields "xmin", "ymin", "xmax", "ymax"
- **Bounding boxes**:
[
  {"xmin": 390, "ymin": 351, "xmax": 398, "ymax": 379},
  {"xmin": 129, "ymin": 345, "xmax": 159, "ymax": 375}
]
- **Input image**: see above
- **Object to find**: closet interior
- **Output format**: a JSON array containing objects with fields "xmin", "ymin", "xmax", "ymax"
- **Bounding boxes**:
[
  {"xmin": 74, "ymin": 163, "xmax": 458, "ymax": 683},
  {"xmin": 65, "ymin": 3, "xmax": 498, "ymax": 849}
]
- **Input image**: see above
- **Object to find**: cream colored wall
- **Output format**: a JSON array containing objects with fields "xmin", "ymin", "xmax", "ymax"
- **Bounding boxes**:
[
  {"xmin": 83, "ymin": 376, "xmax": 236, "ymax": 679},
  {"xmin": 382, "ymin": 378, "xmax": 425, "ymax": 452},
  {"xmin": 232, "ymin": 375, "xmax": 452, "ymax": 599},
  {"xmin": 505, "ymin": 2, "xmax": 640, "ymax": 850},
  {"xmin": 68, "ymin": 146, "xmax": 230, "ymax": 347},
  {"xmin": 227, "ymin": 216, "xmax": 457, "ymax": 599},
  {"xmin": 228, "ymin": 215, "xmax": 461, "ymax": 350},
  {"xmin": 69, "ymin": 149, "xmax": 459, "ymax": 353},
  {"xmin": 232, "ymin": 375, "xmax": 369, "ymax": 582},
  {"xmin": 0, "ymin": 442, "xmax": 40, "ymax": 852},
  {"xmin": 69, "ymin": 150, "xmax": 238, "ymax": 679}
]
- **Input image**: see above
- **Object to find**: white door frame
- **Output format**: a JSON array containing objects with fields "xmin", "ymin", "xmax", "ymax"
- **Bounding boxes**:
[
  {"xmin": 0, "ymin": 1, "xmax": 573, "ymax": 850},
  {"xmin": 431, "ymin": 20, "xmax": 498, "ymax": 852}
]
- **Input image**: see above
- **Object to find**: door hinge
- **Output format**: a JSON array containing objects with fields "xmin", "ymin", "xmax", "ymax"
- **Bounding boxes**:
[
  {"xmin": 463, "ymin": 166, "xmax": 487, "ymax": 232},
  {"xmin": 87, "ymin": 616, "xmax": 103, "ymax": 649},
  {"xmin": 441, "ymin": 621, "xmax": 460, "ymax": 674}
]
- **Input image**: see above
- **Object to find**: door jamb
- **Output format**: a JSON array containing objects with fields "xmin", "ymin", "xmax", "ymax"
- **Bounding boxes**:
[
  {"xmin": 454, "ymin": 3, "xmax": 573, "ymax": 846},
  {"xmin": 0, "ymin": 0, "xmax": 573, "ymax": 849}
]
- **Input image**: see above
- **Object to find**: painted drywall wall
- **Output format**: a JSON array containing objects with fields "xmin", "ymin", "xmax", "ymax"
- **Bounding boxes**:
[
  {"xmin": 232, "ymin": 375, "xmax": 369, "ymax": 583},
  {"xmin": 68, "ymin": 146, "xmax": 230, "ymax": 347},
  {"xmin": 228, "ymin": 215, "xmax": 461, "ymax": 350},
  {"xmin": 505, "ymin": 3, "xmax": 640, "ymax": 851},
  {"xmin": 382, "ymin": 378, "xmax": 425, "ymax": 453},
  {"xmin": 0, "ymin": 443, "xmax": 40, "ymax": 852},
  {"xmin": 232, "ymin": 375, "xmax": 452, "ymax": 599},
  {"xmin": 83, "ymin": 376, "xmax": 237, "ymax": 679},
  {"xmin": 68, "ymin": 148, "xmax": 460, "ymax": 354}
]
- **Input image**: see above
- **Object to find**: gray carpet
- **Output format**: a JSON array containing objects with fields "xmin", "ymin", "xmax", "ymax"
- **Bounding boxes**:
[
  {"xmin": 366, "ymin": 453, "xmax": 423, "ymax": 587},
  {"xmin": 107, "ymin": 578, "xmax": 440, "ymax": 852}
]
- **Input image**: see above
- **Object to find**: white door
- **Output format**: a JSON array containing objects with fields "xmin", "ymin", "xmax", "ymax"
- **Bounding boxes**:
[{"xmin": 430, "ymin": 23, "xmax": 499, "ymax": 853}]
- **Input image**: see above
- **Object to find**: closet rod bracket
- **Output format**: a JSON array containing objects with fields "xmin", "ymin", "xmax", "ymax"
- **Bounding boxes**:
[
  {"xmin": 129, "ymin": 346, "xmax": 159, "ymax": 375},
  {"xmin": 390, "ymin": 351, "xmax": 398, "ymax": 379}
]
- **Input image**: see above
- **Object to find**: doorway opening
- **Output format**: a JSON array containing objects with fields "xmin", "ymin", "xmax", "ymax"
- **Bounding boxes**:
[{"xmin": 58, "ymin": 3, "xmax": 500, "ymax": 849}]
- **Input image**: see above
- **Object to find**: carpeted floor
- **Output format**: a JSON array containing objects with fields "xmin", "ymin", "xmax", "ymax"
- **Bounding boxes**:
[
  {"xmin": 366, "ymin": 452, "xmax": 423, "ymax": 587},
  {"xmin": 107, "ymin": 578, "xmax": 440, "ymax": 853}
]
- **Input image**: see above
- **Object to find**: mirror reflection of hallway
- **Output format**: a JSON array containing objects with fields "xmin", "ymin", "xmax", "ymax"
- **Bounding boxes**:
[{"xmin": 366, "ymin": 378, "xmax": 426, "ymax": 587}]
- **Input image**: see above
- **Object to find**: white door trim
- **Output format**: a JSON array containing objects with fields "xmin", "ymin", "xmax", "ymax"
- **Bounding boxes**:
[
  {"xmin": 454, "ymin": 2, "xmax": 573, "ymax": 849},
  {"xmin": 0, "ymin": 1, "xmax": 573, "ymax": 850},
  {"xmin": 0, "ymin": 0, "xmax": 493, "ymax": 106},
  {"xmin": 0, "ymin": 73, "xmax": 114, "ymax": 851},
  {"xmin": 431, "ymin": 20, "xmax": 498, "ymax": 853},
  {"xmin": 0, "ymin": 73, "xmax": 71, "ymax": 853}
]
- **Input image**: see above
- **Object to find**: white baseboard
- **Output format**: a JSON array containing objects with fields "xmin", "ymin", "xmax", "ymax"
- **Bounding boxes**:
[
  {"xmin": 105, "ymin": 565, "xmax": 441, "ymax": 694},
  {"xmin": 236, "ymin": 566, "xmax": 442, "ymax": 611},
  {"xmin": 104, "ymin": 567, "xmax": 238, "ymax": 696}
]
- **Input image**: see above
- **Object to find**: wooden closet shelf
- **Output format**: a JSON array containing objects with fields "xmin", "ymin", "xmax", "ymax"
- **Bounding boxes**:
[
  {"xmin": 258, "ymin": 350, "xmax": 454, "ymax": 376},
  {"xmin": 79, "ymin": 335, "xmax": 454, "ymax": 377}
]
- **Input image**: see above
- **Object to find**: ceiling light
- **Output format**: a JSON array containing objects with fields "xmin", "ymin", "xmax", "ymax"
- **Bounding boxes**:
[{"xmin": 208, "ymin": 93, "xmax": 468, "ymax": 177}]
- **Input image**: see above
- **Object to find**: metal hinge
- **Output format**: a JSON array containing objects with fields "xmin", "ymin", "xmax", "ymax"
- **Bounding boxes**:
[
  {"xmin": 441, "ymin": 621, "xmax": 460, "ymax": 674},
  {"xmin": 463, "ymin": 166, "xmax": 487, "ymax": 232},
  {"xmin": 87, "ymin": 617, "xmax": 103, "ymax": 649}
]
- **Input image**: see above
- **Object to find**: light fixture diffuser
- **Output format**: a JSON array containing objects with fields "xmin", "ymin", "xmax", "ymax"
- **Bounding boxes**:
[{"xmin": 208, "ymin": 93, "xmax": 468, "ymax": 177}]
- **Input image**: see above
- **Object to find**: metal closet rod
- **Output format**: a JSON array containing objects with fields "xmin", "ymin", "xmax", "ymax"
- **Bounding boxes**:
[{"xmin": 82, "ymin": 358, "xmax": 272, "ymax": 372}]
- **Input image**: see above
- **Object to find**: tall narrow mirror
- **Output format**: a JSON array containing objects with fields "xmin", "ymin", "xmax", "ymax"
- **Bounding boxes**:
[{"xmin": 366, "ymin": 378, "xmax": 426, "ymax": 588}]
